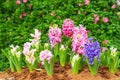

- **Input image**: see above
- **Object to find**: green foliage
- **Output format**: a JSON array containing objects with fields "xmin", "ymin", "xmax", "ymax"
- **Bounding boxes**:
[{"xmin": 0, "ymin": 0, "xmax": 120, "ymax": 71}]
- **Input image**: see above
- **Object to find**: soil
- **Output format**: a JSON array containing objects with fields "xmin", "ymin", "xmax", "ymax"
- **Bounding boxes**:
[{"xmin": 0, "ymin": 63, "xmax": 120, "ymax": 80}]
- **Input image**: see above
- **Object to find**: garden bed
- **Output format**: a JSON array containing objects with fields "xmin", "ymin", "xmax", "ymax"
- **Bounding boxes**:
[{"xmin": 0, "ymin": 63, "xmax": 120, "ymax": 80}]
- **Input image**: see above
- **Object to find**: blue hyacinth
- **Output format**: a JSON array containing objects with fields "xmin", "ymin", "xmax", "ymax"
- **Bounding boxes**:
[{"xmin": 84, "ymin": 38, "xmax": 101, "ymax": 65}]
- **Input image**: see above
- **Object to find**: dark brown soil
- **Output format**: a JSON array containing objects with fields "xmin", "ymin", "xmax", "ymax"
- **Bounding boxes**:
[{"xmin": 0, "ymin": 63, "xmax": 120, "ymax": 80}]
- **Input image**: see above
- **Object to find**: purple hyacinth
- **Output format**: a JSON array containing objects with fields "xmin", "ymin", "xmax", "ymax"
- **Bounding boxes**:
[{"xmin": 84, "ymin": 38, "xmax": 101, "ymax": 65}]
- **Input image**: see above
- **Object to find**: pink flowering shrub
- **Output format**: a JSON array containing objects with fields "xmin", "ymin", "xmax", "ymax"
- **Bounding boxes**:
[
  {"xmin": 16, "ymin": 0, "xmax": 21, "ymax": 5},
  {"xmin": 23, "ymin": 0, "xmax": 28, "ymax": 3},
  {"xmin": 103, "ymin": 17, "xmax": 109, "ymax": 23},
  {"xmin": 48, "ymin": 25, "xmax": 62, "ymax": 48},
  {"xmin": 39, "ymin": 50, "xmax": 53, "ymax": 65},
  {"xmin": 84, "ymin": 0, "xmax": 90, "ymax": 5},
  {"xmin": 23, "ymin": 42, "xmax": 36, "ymax": 65},
  {"xmin": 111, "ymin": 4, "xmax": 116, "ymax": 9},
  {"xmin": 93, "ymin": 14, "xmax": 99, "ymax": 24},
  {"xmin": 72, "ymin": 25, "xmax": 87, "ymax": 55},
  {"xmin": 62, "ymin": 19, "xmax": 75, "ymax": 37}
]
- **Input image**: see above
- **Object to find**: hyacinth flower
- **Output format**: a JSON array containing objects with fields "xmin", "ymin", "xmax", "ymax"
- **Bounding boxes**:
[
  {"xmin": 72, "ymin": 25, "xmax": 87, "ymax": 55},
  {"xmin": 29, "ymin": 29, "xmax": 42, "ymax": 63},
  {"xmin": 30, "ymin": 29, "xmax": 41, "ymax": 50},
  {"xmin": 48, "ymin": 24, "xmax": 62, "ymax": 59},
  {"xmin": 40, "ymin": 50, "xmax": 54, "ymax": 76},
  {"xmin": 59, "ymin": 45, "xmax": 68, "ymax": 67},
  {"xmin": 71, "ymin": 54, "xmax": 84, "ymax": 74},
  {"xmin": 62, "ymin": 18, "xmax": 75, "ymax": 38},
  {"xmin": 71, "ymin": 25, "xmax": 87, "ymax": 74},
  {"xmin": 85, "ymin": 38, "xmax": 101, "ymax": 75},
  {"xmin": 23, "ymin": 42, "xmax": 37, "ymax": 72},
  {"xmin": 62, "ymin": 19, "xmax": 75, "ymax": 49},
  {"xmin": 108, "ymin": 47, "xmax": 119, "ymax": 73},
  {"xmin": 2, "ymin": 45, "xmax": 22, "ymax": 73}
]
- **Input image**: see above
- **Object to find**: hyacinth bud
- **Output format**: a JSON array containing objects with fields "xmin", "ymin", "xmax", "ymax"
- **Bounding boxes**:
[
  {"xmin": 62, "ymin": 19, "xmax": 75, "ymax": 37},
  {"xmin": 16, "ymin": 51, "xmax": 21, "ymax": 59},
  {"xmin": 71, "ymin": 54, "xmax": 79, "ymax": 67},
  {"xmin": 48, "ymin": 24, "xmax": 62, "ymax": 48},
  {"xmin": 40, "ymin": 50, "xmax": 53, "ymax": 65},
  {"xmin": 60, "ymin": 45, "xmax": 65, "ymax": 51}
]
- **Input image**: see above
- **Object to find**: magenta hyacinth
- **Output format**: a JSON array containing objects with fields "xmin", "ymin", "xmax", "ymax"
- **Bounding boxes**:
[
  {"xmin": 48, "ymin": 26, "xmax": 62, "ymax": 48},
  {"xmin": 72, "ymin": 25, "xmax": 87, "ymax": 55},
  {"xmin": 62, "ymin": 19, "xmax": 75, "ymax": 37},
  {"xmin": 40, "ymin": 50, "xmax": 53, "ymax": 65}
]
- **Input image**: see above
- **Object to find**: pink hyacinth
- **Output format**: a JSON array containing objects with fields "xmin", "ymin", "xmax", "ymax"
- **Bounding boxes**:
[
  {"xmin": 48, "ymin": 26, "xmax": 62, "ymax": 48},
  {"xmin": 93, "ymin": 14, "xmax": 99, "ymax": 24},
  {"xmin": 72, "ymin": 25, "xmax": 87, "ymax": 55},
  {"xmin": 103, "ymin": 17, "xmax": 109, "ymax": 23},
  {"xmin": 62, "ymin": 19, "xmax": 75, "ymax": 37},
  {"xmin": 40, "ymin": 50, "xmax": 53, "ymax": 65},
  {"xmin": 16, "ymin": 0, "xmax": 21, "ymax": 5},
  {"xmin": 84, "ymin": 0, "xmax": 90, "ymax": 5},
  {"xmin": 23, "ymin": 0, "xmax": 28, "ymax": 3},
  {"xmin": 23, "ymin": 42, "xmax": 36, "ymax": 64}
]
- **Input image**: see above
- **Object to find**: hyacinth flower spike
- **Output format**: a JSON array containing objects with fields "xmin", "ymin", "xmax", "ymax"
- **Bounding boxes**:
[
  {"xmin": 2, "ymin": 45, "xmax": 22, "ymax": 73},
  {"xmin": 108, "ymin": 47, "xmax": 119, "ymax": 74},
  {"xmin": 62, "ymin": 19, "xmax": 75, "ymax": 51},
  {"xmin": 30, "ymin": 29, "xmax": 41, "ymax": 49},
  {"xmin": 62, "ymin": 18, "xmax": 75, "ymax": 38},
  {"xmin": 59, "ymin": 45, "xmax": 68, "ymax": 67},
  {"xmin": 48, "ymin": 24, "xmax": 62, "ymax": 60},
  {"xmin": 71, "ymin": 54, "xmax": 85, "ymax": 74},
  {"xmin": 85, "ymin": 38, "xmax": 101, "ymax": 75},
  {"xmin": 40, "ymin": 50, "xmax": 54, "ymax": 76},
  {"xmin": 29, "ymin": 29, "xmax": 42, "ymax": 64},
  {"xmin": 23, "ymin": 42, "xmax": 37, "ymax": 72},
  {"xmin": 71, "ymin": 25, "xmax": 87, "ymax": 74}
]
